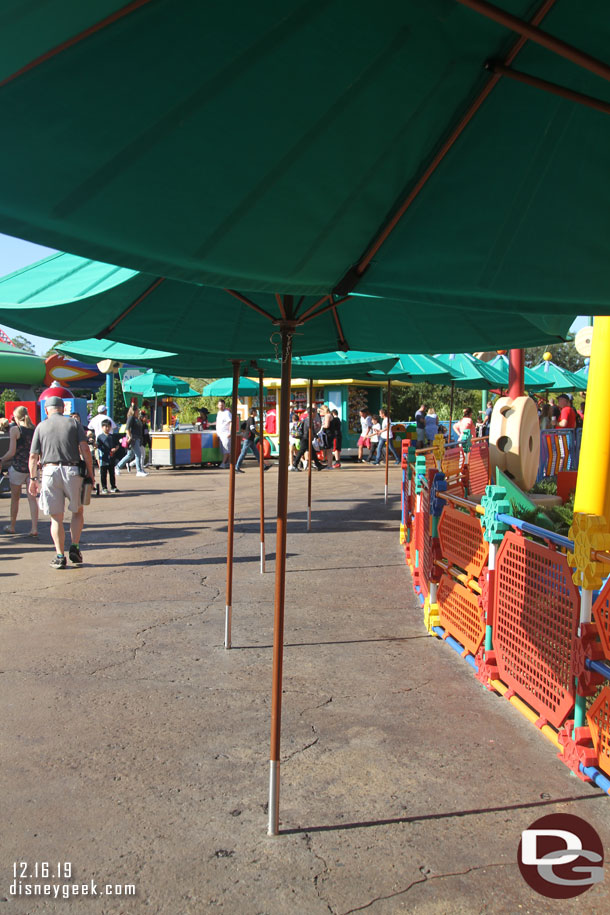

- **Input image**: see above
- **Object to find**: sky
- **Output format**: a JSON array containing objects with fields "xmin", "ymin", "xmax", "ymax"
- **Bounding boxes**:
[{"xmin": 0, "ymin": 232, "xmax": 591, "ymax": 355}]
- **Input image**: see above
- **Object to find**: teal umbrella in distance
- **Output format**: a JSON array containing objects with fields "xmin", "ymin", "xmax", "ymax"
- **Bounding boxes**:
[
  {"xmin": 203, "ymin": 376, "xmax": 267, "ymax": 397},
  {"xmin": 56, "ymin": 337, "xmax": 247, "ymax": 378},
  {"xmin": 529, "ymin": 359, "xmax": 587, "ymax": 392},
  {"xmin": 487, "ymin": 354, "xmax": 554, "ymax": 392},
  {"xmin": 123, "ymin": 370, "xmax": 200, "ymax": 398}
]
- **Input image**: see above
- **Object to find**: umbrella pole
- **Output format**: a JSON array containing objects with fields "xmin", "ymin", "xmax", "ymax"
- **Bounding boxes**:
[
  {"xmin": 225, "ymin": 359, "xmax": 241, "ymax": 650},
  {"xmin": 449, "ymin": 381, "xmax": 455, "ymax": 443},
  {"xmin": 259, "ymin": 368, "xmax": 266, "ymax": 574},
  {"xmin": 307, "ymin": 378, "xmax": 313, "ymax": 530},
  {"xmin": 154, "ymin": 395, "xmax": 157, "ymax": 432},
  {"xmin": 385, "ymin": 379, "xmax": 391, "ymax": 504},
  {"xmin": 269, "ymin": 320, "xmax": 294, "ymax": 836}
]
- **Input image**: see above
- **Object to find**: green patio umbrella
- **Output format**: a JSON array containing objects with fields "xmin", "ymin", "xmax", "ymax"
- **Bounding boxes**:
[
  {"xmin": 2, "ymin": 0, "xmax": 609, "ymax": 836},
  {"xmin": 55, "ymin": 337, "xmax": 251, "ymax": 379},
  {"xmin": 573, "ymin": 366, "xmax": 590, "ymax": 389},
  {"xmin": 203, "ymin": 377, "xmax": 267, "ymax": 398},
  {"xmin": 0, "ymin": 253, "xmax": 572, "ymax": 355},
  {"xmin": 123, "ymin": 370, "xmax": 200, "ymax": 398},
  {"xmin": 0, "ymin": 2, "xmax": 609, "ymax": 323},
  {"xmin": 487, "ymin": 353, "xmax": 555, "ymax": 392},
  {"xmin": 529, "ymin": 359, "xmax": 587, "ymax": 392}
]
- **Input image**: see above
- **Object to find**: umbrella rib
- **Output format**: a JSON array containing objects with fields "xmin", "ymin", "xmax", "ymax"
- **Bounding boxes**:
[
  {"xmin": 486, "ymin": 62, "xmax": 610, "ymax": 118},
  {"xmin": 275, "ymin": 294, "xmax": 287, "ymax": 320},
  {"xmin": 334, "ymin": 0, "xmax": 557, "ymax": 294},
  {"xmin": 224, "ymin": 289, "xmax": 277, "ymax": 322},
  {"xmin": 331, "ymin": 304, "xmax": 348, "ymax": 351},
  {"xmin": 0, "ymin": 0, "xmax": 154, "ymax": 88},
  {"xmin": 456, "ymin": 0, "xmax": 610, "ymax": 84},
  {"xmin": 299, "ymin": 295, "xmax": 351, "ymax": 325},
  {"xmin": 299, "ymin": 295, "xmax": 330, "ymax": 321},
  {"xmin": 99, "ymin": 277, "xmax": 165, "ymax": 335}
]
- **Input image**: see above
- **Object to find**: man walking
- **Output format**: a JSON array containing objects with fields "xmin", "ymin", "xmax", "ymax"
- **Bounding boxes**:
[
  {"xmin": 215, "ymin": 399, "xmax": 232, "ymax": 469},
  {"xmin": 235, "ymin": 408, "xmax": 270, "ymax": 473},
  {"xmin": 28, "ymin": 396, "xmax": 95, "ymax": 569}
]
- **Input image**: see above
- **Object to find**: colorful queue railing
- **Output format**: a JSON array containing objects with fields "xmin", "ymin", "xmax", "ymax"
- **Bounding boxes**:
[{"xmin": 401, "ymin": 435, "xmax": 610, "ymax": 795}]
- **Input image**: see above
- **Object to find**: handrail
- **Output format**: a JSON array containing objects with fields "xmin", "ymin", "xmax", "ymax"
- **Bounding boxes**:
[
  {"xmin": 435, "ymin": 559, "xmax": 483, "ymax": 594},
  {"xmin": 495, "ymin": 513, "xmax": 573, "ymax": 551},
  {"xmin": 438, "ymin": 491, "xmax": 485, "ymax": 515}
]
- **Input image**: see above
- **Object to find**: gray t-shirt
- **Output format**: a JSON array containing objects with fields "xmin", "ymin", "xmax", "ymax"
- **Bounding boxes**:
[{"xmin": 30, "ymin": 414, "xmax": 87, "ymax": 465}]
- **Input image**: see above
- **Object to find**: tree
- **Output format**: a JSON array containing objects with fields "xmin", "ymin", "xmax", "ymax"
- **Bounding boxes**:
[
  {"xmin": 94, "ymin": 376, "xmax": 127, "ymax": 424},
  {"xmin": 11, "ymin": 334, "xmax": 36, "ymax": 354},
  {"xmin": 523, "ymin": 342, "xmax": 584, "ymax": 373},
  {"xmin": 0, "ymin": 388, "xmax": 18, "ymax": 417}
]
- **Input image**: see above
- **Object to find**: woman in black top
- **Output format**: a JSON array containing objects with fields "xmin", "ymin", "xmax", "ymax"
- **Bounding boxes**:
[
  {"xmin": 0, "ymin": 405, "xmax": 39, "ymax": 535},
  {"xmin": 116, "ymin": 406, "xmax": 147, "ymax": 476}
]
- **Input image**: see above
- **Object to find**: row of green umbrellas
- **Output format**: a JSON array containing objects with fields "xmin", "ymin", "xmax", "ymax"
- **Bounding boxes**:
[{"xmin": 55, "ymin": 336, "xmax": 587, "ymax": 393}]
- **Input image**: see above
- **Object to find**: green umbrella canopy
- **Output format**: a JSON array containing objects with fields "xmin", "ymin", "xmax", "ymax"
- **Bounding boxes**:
[
  {"xmin": 123, "ymin": 370, "xmax": 200, "ymax": 398},
  {"xmin": 0, "ymin": 253, "xmax": 573, "ymax": 356},
  {"xmin": 487, "ymin": 353, "xmax": 554, "ymax": 392},
  {"xmin": 363, "ymin": 353, "xmax": 455, "ymax": 384},
  {"xmin": 203, "ymin": 377, "xmax": 267, "ymax": 398},
  {"xmin": 0, "ymin": 3, "xmax": 608, "ymax": 318},
  {"xmin": 529, "ymin": 359, "xmax": 587, "ymax": 392},
  {"xmin": 55, "ymin": 337, "xmax": 249, "ymax": 379},
  {"xmin": 573, "ymin": 366, "xmax": 589, "ymax": 389},
  {"xmin": 434, "ymin": 353, "xmax": 507, "ymax": 390},
  {"xmin": 256, "ymin": 351, "xmax": 398, "ymax": 380}
]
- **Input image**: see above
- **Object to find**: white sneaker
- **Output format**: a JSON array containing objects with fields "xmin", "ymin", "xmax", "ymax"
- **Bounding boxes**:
[
  {"xmin": 136, "ymin": 471, "xmax": 148, "ymax": 477},
  {"xmin": 115, "ymin": 467, "xmax": 121, "ymax": 476}
]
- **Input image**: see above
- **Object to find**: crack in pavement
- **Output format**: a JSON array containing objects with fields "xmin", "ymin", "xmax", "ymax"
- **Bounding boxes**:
[
  {"xmin": 339, "ymin": 862, "xmax": 513, "ymax": 914},
  {"xmin": 304, "ymin": 833, "xmax": 335, "ymax": 915}
]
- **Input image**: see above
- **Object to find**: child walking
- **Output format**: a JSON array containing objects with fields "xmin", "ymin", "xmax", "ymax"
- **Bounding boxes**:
[{"xmin": 96, "ymin": 420, "xmax": 120, "ymax": 494}]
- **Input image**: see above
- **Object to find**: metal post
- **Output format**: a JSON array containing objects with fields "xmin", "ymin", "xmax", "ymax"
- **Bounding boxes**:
[
  {"xmin": 105, "ymin": 372, "xmax": 114, "ymax": 419},
  {"xmin": 258, "ymin": 369, "xmax": 266, "ymax": 574},
  {"xmin": 269, "ymin": 317, "xmax": 294, "ymax": 836},
  {"xmin": 224, "ymin": 359, "xmax": 241, "ymax": 649},
  {"xmin": 449, "ymin": 381, "xmax": 455, "ymax": 443},
  {"xmin": 385, "ymin": 379, "xmax": 391, "ymax": 504},
  {"xmin": 485, "ymin": 542, "xmax": 497, "ymax": 651},
  {"xmin": 574, "ymin": 588, "xmax": 593, "ymax": 731},
  {"xmin": 307, "ymin": 378, "xmax": 313, "ymax": 530}
]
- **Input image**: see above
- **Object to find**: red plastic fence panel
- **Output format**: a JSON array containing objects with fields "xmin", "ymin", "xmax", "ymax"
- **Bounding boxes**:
[
  {"xmin": 441, "ymin": 446, "xmax": 464, "ymax": 497},
  {"xmin": 593, "ymin": 579, "xmax": 610, "ymax": 661},
  {"xmin": 468, "ymin": 440, "xmax": 489, "ymax": 497},
  {"xmin": 438, "ymin": 504, "xmax": 489, "ymax": 578},
  {"xmin": 420, "ymin": 482, "xmax": 432, "ymax": 598},
  {"xmin": 438, "ymin": 574, "xmax": 485, "ymax": 655},
  {"xmin": 588, "ymin": 686, "xmax": 610, "ymax": 778},
  {"xmin": 493, "ymin": 532, "xmax": 579, "ymax": 728}
]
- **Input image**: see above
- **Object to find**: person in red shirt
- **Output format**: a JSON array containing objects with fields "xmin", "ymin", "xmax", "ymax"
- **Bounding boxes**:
[{"xmin": 557, "ymin": 393, "xmax": 577, "ymax": 428}]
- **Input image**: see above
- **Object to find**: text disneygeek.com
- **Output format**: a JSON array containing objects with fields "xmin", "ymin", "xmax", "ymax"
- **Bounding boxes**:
[{"xmin": 10, "ymin": 862, "xmax": 136, "ymax": 900}]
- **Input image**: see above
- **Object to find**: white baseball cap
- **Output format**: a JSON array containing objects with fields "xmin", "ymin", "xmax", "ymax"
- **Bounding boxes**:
[{"xmin": 97, "ymin": 405, "xmax": 106, "ymax": 413}]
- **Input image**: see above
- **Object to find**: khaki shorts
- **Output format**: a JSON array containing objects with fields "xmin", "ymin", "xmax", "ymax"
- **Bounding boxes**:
[
  {"xmin": 39, "ymin": 465, "xmax": 82, "ymax": 516},
  {"xmin": 8, "ymin": 467, "xmax": 28, "ymax": 486},
  {"xmin": 218, "ymin": 433, "xmax": 230, "ymax": 455}
]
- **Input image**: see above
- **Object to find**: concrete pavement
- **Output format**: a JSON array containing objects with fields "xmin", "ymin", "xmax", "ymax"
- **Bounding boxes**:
[{"xmin": 1, "ymin": 459, "xmax": 609, "ymax": 914}]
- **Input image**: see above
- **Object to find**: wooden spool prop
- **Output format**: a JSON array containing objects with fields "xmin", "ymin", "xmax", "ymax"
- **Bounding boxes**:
[{"xmin": 489, "ymin": 396, "xmax": 540, "ymax": 491}]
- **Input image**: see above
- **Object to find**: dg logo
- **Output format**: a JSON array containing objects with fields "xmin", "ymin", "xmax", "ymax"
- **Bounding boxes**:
[{"xmin": 518, "ymin": 813, "xmax": 604, "ymax": 899}]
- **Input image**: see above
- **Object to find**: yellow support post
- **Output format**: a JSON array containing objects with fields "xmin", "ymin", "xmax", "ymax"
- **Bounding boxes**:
[{"xmin": 574, "ymin": 316, "xmax": 610, "ymax": 518}]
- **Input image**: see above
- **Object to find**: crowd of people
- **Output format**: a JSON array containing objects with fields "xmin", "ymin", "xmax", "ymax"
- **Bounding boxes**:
[{"xmin": 0, "ymin": 398, "xmax": 154, "ymax": 566}]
